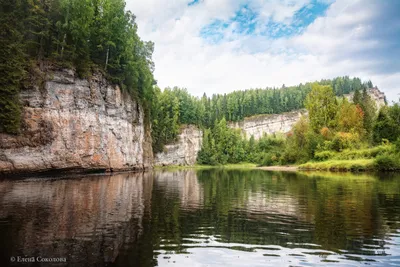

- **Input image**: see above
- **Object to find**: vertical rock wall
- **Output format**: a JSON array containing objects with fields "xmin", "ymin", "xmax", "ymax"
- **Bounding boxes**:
[
  {"xmin": 0, "ymin": 68, "xmax": 153, "ymax": 174},
  {"xmin": 154, "ymin": 125, "xmax": 203, "ymax": 166},
  {"xmin": 229, "ymin": 110, "xmax": 308, "ymax": 140}
]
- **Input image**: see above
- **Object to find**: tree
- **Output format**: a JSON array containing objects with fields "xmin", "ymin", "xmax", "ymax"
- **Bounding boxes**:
[
  {"xmin": 0, "ymin": 0, "xmax": 26, "ymax": 134},
  {"xmin": 373, "ymin": 106, "xmax": 400, "ymax": 143},
  {"xmin": 352, "ymin": 89, "xmax": 362, "ymax": 106},
  {"xmin": 283, "ymin": 116, "xmax": 313, "ymax": 163},
  {"xmin": 305, "ymin": 83, "xmax": 338, "ymax": 132},
  {"xmin": 360, "ymin": 88, "xmax": 377, "ymax": 139},
  {"xmin": 197, "ymin": 129, "xmax": 217, "ymax": 165},
  {"xmin": 336, "ymin": 98, "xmax": 364, "ymax": 135}
]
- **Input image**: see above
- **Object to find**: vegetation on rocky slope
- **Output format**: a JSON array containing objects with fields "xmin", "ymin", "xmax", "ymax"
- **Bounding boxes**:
[
  {"xmin": 0, "ymin": 0, "xmax": 155, "ymax": 134},
  {"xmin": 151, "ymin": 78, "xmax": 372, "ymax": 153}
]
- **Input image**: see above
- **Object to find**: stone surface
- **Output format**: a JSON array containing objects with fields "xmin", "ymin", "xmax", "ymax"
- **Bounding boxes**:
[
  {"xmin": 154, "ymin": 125, "xmax": 202, "ymax": 166},
  {"xmin": 229, "ymin": 110, "xmax": 308, "ymax": 140},
  {"xmin": 0, "ymin": 68, "xmax": 153, "ymax": 174}
]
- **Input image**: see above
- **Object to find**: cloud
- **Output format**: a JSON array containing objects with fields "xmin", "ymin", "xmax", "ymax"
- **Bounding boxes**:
[{"xmin": 126, "ymin": 0, "xmax": 400, "ymax": 101}]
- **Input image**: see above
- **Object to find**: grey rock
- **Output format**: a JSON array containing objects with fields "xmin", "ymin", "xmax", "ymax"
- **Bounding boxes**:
[{"xmin": 0, "ymin": 68, "xmax": 153, "ymax": 174}]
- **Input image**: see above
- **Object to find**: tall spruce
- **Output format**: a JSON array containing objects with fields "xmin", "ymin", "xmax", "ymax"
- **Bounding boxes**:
[{"xmin": 0, "ymin": 0, "xmax": 26, "ymax": 134}]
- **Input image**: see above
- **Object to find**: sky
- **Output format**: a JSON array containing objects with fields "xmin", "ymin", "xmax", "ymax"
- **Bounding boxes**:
[{"xmin": 126, "ymin": 0, "xmax": 400, "ymax": 102}]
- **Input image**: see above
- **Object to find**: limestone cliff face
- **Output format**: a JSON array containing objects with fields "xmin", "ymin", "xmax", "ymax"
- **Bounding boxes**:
[
  {"xmin": 230, "ymin": 110, "xmax": 308, "ymax": 140},
  {"xmin": 229, "ymin": 87, "xmax": 386, "ymax": 140},
  {"xmin": 0, "ymin": 68, "xmax": 153, "ymax": 174},
  {"xmin": 154, "ymin": 125, "xmax": 202, "ymax": 166}
]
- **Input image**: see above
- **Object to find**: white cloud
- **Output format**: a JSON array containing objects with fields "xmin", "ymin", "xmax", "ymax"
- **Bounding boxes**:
[{"xmin": 126, "ymin": 0, "xmax": 400, "ymax": 102}]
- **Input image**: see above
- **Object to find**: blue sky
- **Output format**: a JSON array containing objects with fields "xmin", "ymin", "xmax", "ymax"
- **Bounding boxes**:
[
  {"xmin": 200, "ymin": 0, "xmax": 332, "ymax": 42},
  {"xmin": 126, "ymin": 0, "xmax": 400, "ymax": 101}
]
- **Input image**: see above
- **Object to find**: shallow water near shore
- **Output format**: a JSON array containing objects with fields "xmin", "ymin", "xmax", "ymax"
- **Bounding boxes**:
[{"xmin": 1, "ymin": 169, "xmax": 400, "ymax": 266}]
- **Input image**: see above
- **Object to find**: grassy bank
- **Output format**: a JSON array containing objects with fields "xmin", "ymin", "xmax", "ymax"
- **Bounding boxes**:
[
  {"xmin": 299, "ymin": 159, "xmax": 375, "ymax": 172},
  {"xmin": 299, "ymin": 144, "xmax": 400, "ymax": 172}
]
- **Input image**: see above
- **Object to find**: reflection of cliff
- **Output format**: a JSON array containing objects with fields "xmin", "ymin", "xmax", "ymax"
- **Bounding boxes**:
[
  {"xmin": 154, "ymin": 170, "xmax": 203, "ymax": 209},
  {"xmin": 245, "ymin": 192, "xmax": 304, "ymax": 220},
  {"xmin": 0, "ymin": 172, "xmax": 153, "ymax": 266}
]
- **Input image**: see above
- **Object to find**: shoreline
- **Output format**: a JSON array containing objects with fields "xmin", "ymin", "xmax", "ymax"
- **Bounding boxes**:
[{"xmin": 257, "ymin": 166, "xmax": 298, "ymax": 171}]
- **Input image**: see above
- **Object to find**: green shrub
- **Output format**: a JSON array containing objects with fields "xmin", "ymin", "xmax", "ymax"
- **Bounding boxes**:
[
  {"xmin": 320, "ymin": 140, "xmax": 335, "ymax": 151},
  {"xmin": 374, "ymin": 154, "xmax": 400, "ymax": 171},
  {"xmin": 395, "ymin": 137, "xmax": 400, "ymax": 153},
  {"xmin": 332, "ymin": 145, "xmax": 393, "ymax": 160},
  {"xmin": 331, "ymin": 132, "xmax": 361, "ymax": 151},
  {"xmin": 259, "ymin": 152, "xmax": 280, "ymax": 166},
  {"xmin": 314, "ymin": 151, "xmax": 336, "ymax": 161},
  {"xmin": 299, "ymin": 159, "xmax": 375, "ymax": 171}
]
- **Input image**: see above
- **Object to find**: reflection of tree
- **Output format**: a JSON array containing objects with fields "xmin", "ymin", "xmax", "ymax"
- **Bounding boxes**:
[
  {"xmin": 148, "ymin": 169, "xmax": 400, "ymax": 259},
  {"xmin": 1, "ymin": 170, "xmax": 399, "ymax": 266},
  {"xmin": 286, "ymin": 172, "xmax": 400, "ymax": 253}
]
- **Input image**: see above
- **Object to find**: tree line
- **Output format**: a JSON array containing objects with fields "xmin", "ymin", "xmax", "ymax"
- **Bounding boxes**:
[
  {"xmin": 199, "ymin": 84, "xmax": 400, "ymax": 169},
  {"xmin": 151, "ymin": 77, "xmax": 374, "ymax": 153},
  {"xmin": 0, "ymin": 0, "xmax": 155, "ymax": 134}
]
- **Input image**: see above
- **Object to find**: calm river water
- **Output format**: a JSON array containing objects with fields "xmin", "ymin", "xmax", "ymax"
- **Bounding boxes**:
[{"xmin": 1, "ymin": 169, "xmax": 400, "ymax": 266}]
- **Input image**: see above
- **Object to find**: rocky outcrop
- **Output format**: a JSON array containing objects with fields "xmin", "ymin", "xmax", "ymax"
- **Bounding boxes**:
[
  {"xmin": 155, "ymin": 125, "xmax": 202, "ymax": 166},
  {"xmin": 229, "ymin": 110, "xmax": 308, "ymax": 140},
  {"xmin": 0, "ymin": 68, "xmax": 153, "ymax": 174},
  {"xmin": 345, "ymin": 87, "xmax": 386, "ymax": 110},
  {"xmin": 229, "ymin": 87, "xmax": 386, "ymax": 140}
]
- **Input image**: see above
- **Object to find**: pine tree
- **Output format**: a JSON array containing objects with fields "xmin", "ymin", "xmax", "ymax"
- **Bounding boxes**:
[{"xmin": 0, "ymin": 0, "xmax": 26, "ymax": 134}]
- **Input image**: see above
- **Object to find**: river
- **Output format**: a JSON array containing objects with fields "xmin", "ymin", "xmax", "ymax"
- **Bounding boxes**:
[{"xmin": 1, "ymin": 169, "xmax": 399, "ymax": 266}]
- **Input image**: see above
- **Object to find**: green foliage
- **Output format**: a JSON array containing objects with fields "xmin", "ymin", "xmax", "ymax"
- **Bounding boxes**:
[
  {"xmin": 374, "ymin": 154, "xmax": 400, "ymax": 171},
  {"xmin": 395, "ymin": 137, "xmax": 400, "ymax": 153},
  {"xmin": 305, "ymin": 83, "xmax": 338, "ymax": 132},
  {"xmin": 282, "ymin": 116, "xmax": 317, "ymax": 164},
  {"xmin": 336, "ymin": 98, "xmax": 364, "ymax": 135},
  {"xmin": 314, "ymin": 151, "xmax": 337, "ymax": 161},
  {"xmin": 334, "ymin": 145, "xmax": 393, "ymax": 160},
  {"xmin": 300, "ymin": 159, "xmax": 375, "ymax": 172},
  {"xmin": 373, "ymin": 105, "xmax": 400, "ymax": 143},
  {"xmin": 360, "ymin": 88, "xmax": 377, "ymax": 139},
  {"xmin": 0, "ymin": 0, "xmax": 27, "ymax": 134},
  {"xmin": 0, "ymin": 0, "xmax": 155, "ymax": 134},
  {"xmin": 152, "ymin": 76, "xmax": 367, "ymax": 135},
  {"xmin": 331, "ymin": 132, "xmax": 361, "ymax": 151},
  {"xmin": 196, "ymin": 119, "xmax": 286, "ymax": 166},
  {"xmin": 151, "ymin": 87, "xmax": 180, "ymax": 153}
]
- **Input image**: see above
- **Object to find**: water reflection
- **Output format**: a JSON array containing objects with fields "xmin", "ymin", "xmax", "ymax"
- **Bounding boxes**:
[
  {"xmin": 0, "ymin": 173, "xmax": 153, "ymax": 266},
  {"xmin": 0, "ymin": 170, "xmax": 400, "ymax": 266}
]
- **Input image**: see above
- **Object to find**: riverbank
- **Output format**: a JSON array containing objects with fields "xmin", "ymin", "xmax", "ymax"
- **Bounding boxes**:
[
  {"xmin": 156, "ymin": 159, "xmax": 400, "ymax": 173},
  {"xmin": 154, "ymin": 163, "xmax": 258, "ymax": 171},
  {"xmin": 257, "ymin": 166, "xmax": 298, "ymax": 171},
  {"xmin": 156, "ymin": 163, "xmax": 299, "ymax": 172},
  {"xmin": 298, "ymin": 159, "xmax": 375, "ymax": 172}
]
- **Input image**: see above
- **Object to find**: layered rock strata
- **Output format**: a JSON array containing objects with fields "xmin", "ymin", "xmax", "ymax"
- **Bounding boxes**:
[{"xmin": 0, "ymin": 68, "xmax": 153, "ymax": 174}]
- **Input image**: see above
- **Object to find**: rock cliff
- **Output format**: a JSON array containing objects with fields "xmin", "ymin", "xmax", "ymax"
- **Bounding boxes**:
[
  {"xmin": 229, "ymin": 110, "xmax": 308, "ymax": 140},
  {"xmin": 230, "ymin": 87, "xmax": 386, "ymax": 140},
  {"xmin": 154, "ymin": 125, "xmax": 202, "ymax": 166},
  {"xmin": 0, "ymin": 68, "xmax": 153, "ymax": 174}
]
